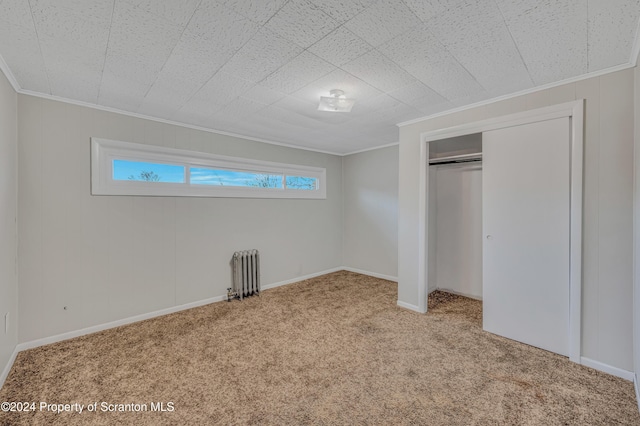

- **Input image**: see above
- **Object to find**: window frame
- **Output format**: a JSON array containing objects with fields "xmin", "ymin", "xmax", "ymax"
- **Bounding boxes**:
[{"xmin": 91, "ymin": 138, "xmax": 327, "ymax": 199}]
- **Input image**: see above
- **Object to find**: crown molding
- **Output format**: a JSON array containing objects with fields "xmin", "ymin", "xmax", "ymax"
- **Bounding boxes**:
[
  {"xmin": 17, "ymin": 89, "xmax": 346, "ymax": 157},
  {"xmin": 5, "ymin": 51, "xmax": 637, "ymax": 156},
  {"xmin": 0, "ymin": 53, "xmax": 21, "ymax": 92},
  {"xmin": 0, "ymin": 52, "xmax": 347, "ymax": 156},
  {"xmin": 342, "ymin": 142, "xmax": 399, "ymax": 156},
  {"xmin": 631, "ymin": 16, "xmax": 640, "ymax": 66}
]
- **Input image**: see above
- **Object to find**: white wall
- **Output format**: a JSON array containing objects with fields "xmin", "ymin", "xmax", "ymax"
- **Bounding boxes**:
[
  {"xmin": 17, "ymin": 95, "xmax": 343, "ymax": 343},
  {"xmin": 0, "ymin": 71, "xmax": 17, "ymax": 379},
  {"xmin": 399, "ymin": 69, "xmax": 635, "ymax": 372},
  {"xmin": 342, "ymin": 145, "xmax": 398, "ymax": 279},
  {"xmin": 432, "ymin": 164, "xmax": 483, "ymax": 299}
]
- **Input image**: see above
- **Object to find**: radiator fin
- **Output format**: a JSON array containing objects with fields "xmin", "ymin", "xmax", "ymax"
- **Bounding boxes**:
[{"xmin": 232, "ymin": 249, "xmax": 260, "ymax": 300}]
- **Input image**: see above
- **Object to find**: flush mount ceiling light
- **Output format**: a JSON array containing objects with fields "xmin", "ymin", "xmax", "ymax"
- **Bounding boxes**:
[{"xmin": 318, "ymin": 89, "xmax": 355, "ymax": 112}]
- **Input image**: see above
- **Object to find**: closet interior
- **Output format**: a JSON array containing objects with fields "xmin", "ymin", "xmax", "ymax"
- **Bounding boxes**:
[{"xmin": 428, "ymin": 133, "xmax": 483, "ymax": 300}]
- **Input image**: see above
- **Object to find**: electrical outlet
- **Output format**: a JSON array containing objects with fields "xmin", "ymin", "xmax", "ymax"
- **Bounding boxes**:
[{"xmin": 4, "ymin": 312, "xmax": 8, "ymax": 334}]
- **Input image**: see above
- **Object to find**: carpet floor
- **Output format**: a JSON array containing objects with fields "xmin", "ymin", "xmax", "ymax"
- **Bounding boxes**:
[{"xmin": 0, "ymin": 271, "xmax": 638, "ymax": 425}]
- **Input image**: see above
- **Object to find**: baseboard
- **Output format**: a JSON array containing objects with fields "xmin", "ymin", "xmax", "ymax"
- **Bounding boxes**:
[
  {"xmin": 12, "ymin": 267, "xmax": 395, "ymax": 367},
  {"xmin": 634, "ymin": 373, "xmax": 640, "ymax": 412},
  {"xmin": 397, "ymin": 300, "xmax": 425, "ymax": 313},
  {"xmin": 261, "ymin": 267, "xmax": 344, "ymax": 291},
  {"xmin": 17, "ymin": 295, "xmax": 227, "ymax": 352},
  {"xmin": 341, "ymin": 267, "xmax": 398, "ymax": 282},
  {"xmin": 580, "ymin": 357, "xmax": 635, "ymax": 381},
  {"xmin": 0, "ymin": 346, "xmax": 19, "ymax": 389},
  {"xmin": 17, "ymin": 267, "xmax": 345, "ymax": 353},
  {"xmin": 435, "ymin": 287, "xmax": 483, "ymax": 301}
]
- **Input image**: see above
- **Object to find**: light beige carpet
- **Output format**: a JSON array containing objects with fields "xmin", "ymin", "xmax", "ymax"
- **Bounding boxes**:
[{"xmin": 0, "ymin": 271, "xmax": 638, "ymax": 425}]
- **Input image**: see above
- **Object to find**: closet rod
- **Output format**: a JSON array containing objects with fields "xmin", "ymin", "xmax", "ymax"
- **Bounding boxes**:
[{"xmin": 429, "ymin": 152, "xmax": 482, "ymax": 165}]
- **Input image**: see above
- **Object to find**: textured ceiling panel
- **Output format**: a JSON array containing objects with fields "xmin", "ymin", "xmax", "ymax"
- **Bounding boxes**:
[
  {"xmin": 190, "ymin": 72, "xmax": 255, "ymax": 107},
  {"xmin": 258, "ymin": 100, "xmax": 328, "ymax": 130},
  {"xmin": 258, "ymin": 51, "xmax": 335, "ymax": 94},
  {"xmin": 0, "ymin": 0, "xmax": 638, "ymax": 154},
  {"xmin": 30, "ymin": 0, "xmax": 113, "ymax": 51},
  {"xmin": 347, "ymin": 117, "xmax": 402, "ymax": 143},
  {"xmin": 154, "ymin": 31, "xmax": 230, "ymax": 89},
  {"xmin": 495, "ymin": 0, "xmax": 588, "ymax": 85},
  {"xmin": 587, "ymin": 0, "xmax": 640, "ymax": 72},
  {"xmin": 374, "ymin": 103, "xmax": 425, "ymax": 125},
  {"xmin": 0, "ymin": 21, "xmax": 49, "ymax": 93},
  {"xmin": 307, "ymin": 110, "xmax": 352, "ymax": 124},
  {"xmin": 98, "ymin": 71, "xmax": 150, "ymax": 112},
  {"xmin": 414, "ymin": 100, "xmax": 454, "ymax": 117},
  {"xmin": 172, "ymin": 97, "xmax": 224, "ymax": 127},
  {"xmin": 309, "ymin": 0, "xmax": 376, "ymax": 23},
  {"xmin": 356, "ymin": 93, "xmax": 403, "ymax": 115},
  {"xmin": 449, "ymin": 89, "xmax": 490, "ymax": 108},
  {"xmin": 106, "ymin": 1, "xmax": 181, "ymax": 56},
  {"xmin": 39, "ymin": 37, "xmax": 104, "ymax": 78},
  {"xmin": 0, "ymin": 0, "xmax": 38, "ymax": 29},
  {"xmin": 379, "ymin": 24, "xmax": 484, "ymax": 101},
  {"xmin": 103, "ymin": 1, "xmax": 183, "ymax": 88},
  {"xmin": 403, "ymin": 0, "xmax": 465, "ymax": 22},
  {"xmin": 270, "ymin": 95, "xmax": 318, "ymax": 116},
  {"xmin": 40, "ymin": 38, "xmax": 103, "ymax": 102},
  {"xmin": 103, "ymin": 48, "xmax": 164, "ymax": 88},
  {"xmin": 344, "ymin": 0, "xmax": 421, "ymax": 47},
  {"xmin": 218, "ymin": 28, "xmax": 303, "ymax": 83},
  {"xmin": 342, "ymin": 50, "xmax": 416, "ymax": 93},
  {"xmin": 308, "ymin": 26, "xmax": 372, "ymax": 67},
  {"xmin": 122, "ymin": 0, "xmax": 201, "ymax": 27},
  {"xmin": 137, "ymin": 76, "xmax": 203, "ymax": 119},
  {"xmin": 265, "ymin": 0, "xmax": 339, "ymax": 48},
  {"xmin": 241, "ymin": 84, "xmax": 287, "ymax": 106},
  {"xmin": 388, "ymin": 82, "xmax": 448, "ymax": 113},
  {"xmin": 1, "ymin": 57, "xmax": 50, "ymax": 94},
  {"xmin": 223, "ymin": 0, "xmax": 288, "ymax": 25},
  {"xmin": 47, "ymin": 72, "xmax": 100, "ymax": 104},
  {"xmin": 217, "ymin": 96, "xmax": 268, "ymax": 119},
  {"xmin": 187, "ymin": 1, "xmax": 260, "ymax": 47},
  {"xmin": 427, "ymin": 0, "xmax": 533, "ymax": 96}
]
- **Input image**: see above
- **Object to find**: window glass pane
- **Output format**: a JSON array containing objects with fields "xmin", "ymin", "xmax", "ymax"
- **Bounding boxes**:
[
  {"xmin": 286, "ymin": 175, "xmax": 317, "ymax": 190},
  {"xmin": 190, "ymin": 167, "xmax": 283, "ymax": 188},
  {"xmin": 113, "ymin": 160, "xmax": 185, "ymax": 183}
]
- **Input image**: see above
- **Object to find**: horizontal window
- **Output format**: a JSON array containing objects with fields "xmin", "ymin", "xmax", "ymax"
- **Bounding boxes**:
[
  {"xmin": 113, "ymin": 160, "xmax": 185, "ymax": 183},
  {"xmin": 91, "ymin": 138, "xmax": 326, "ymax": 199}
]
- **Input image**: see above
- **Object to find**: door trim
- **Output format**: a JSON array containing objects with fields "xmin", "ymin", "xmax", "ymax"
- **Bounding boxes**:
[{"xmin": 416, "ymin": 100, "xmax": 584, "ymax": 363}]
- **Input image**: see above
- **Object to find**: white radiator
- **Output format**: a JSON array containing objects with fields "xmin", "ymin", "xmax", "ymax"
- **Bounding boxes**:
[{"xmin": 231, "ymin": 249, "xmax": 260, "ymax": 300}]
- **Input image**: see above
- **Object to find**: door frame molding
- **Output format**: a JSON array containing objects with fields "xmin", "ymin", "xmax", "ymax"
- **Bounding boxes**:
[{"xmin": 416, "ymin": 100, "xmax": 584, "ymax": 363}]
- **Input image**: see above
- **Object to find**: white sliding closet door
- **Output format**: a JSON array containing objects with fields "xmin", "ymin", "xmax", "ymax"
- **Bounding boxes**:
[{"xmin": 482, "ymin": 117, "xmax": 570, "ymax": 356}]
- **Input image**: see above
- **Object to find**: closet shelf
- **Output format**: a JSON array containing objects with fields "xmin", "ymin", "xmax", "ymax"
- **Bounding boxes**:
[{"xmin": 429, "ymin": 153, "xmax": 482, "ymax": 165}]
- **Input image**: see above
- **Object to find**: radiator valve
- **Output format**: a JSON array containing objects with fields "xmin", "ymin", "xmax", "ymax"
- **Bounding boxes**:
[{"xmin": 227, "ymin": 288, "xmax": 237, "ymax": 302}]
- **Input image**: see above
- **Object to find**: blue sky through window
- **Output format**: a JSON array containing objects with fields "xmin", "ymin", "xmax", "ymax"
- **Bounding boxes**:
[
  {"xmin": 112, "ymin": 160, "xmax": 316, "ymax": 190},
  {"xmin": 286, "ymin": 176, "xmax": 317, "ymax": 190},
  {"xmin": 190, "ymin": 167, "xmax": 283, "ymax": 188},
  {"xmin": 113, "ymin": 160, "xmax": 185, "ymax": 183}
]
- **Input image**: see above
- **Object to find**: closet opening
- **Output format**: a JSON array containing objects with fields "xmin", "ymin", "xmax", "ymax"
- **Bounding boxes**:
[
  {"xmin": 427, "ymin": 133, "xmax": 483, "ymax": 313},
  {"xmin": 417, "ymin": 100, "xmax": 583, "ymax": 361}
]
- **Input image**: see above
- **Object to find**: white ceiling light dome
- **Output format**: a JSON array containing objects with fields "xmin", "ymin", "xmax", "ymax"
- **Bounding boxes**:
[{"xmin": 318, "ymin": 89, "xmax": 355, "ymax": 112}]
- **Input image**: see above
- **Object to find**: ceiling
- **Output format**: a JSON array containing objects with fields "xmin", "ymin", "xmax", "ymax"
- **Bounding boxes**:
[{"xmin": 1, "ymin": 0, "xmax": 639, "ymax": 155}]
